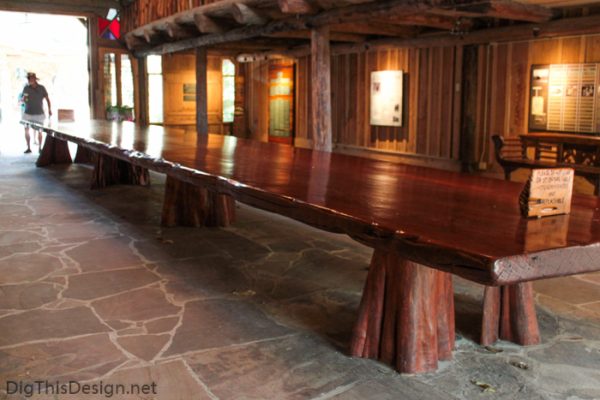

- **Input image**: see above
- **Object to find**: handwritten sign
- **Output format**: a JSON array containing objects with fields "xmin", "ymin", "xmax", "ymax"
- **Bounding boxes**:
[{"xmin": 519, "ymin": 168, "xmax": 574, "ymax": 218}]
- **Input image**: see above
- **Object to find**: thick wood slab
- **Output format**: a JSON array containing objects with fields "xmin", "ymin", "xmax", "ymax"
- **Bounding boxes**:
[
  {"xmin": 33, "ymin": 120, "xmax": 600, "ymax": 286},
  {"xmin": 350, "ymin": 250, "xmax": 454, "ymax": 374},
  {"xmin": 36, "ymin": 135, "xmax": 72, "ymax": 167}
]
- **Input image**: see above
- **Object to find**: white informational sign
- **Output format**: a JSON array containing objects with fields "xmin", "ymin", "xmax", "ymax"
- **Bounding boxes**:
[{"xmin": 370, "ymin": 70, "xmax": 403, "ymax": 127}]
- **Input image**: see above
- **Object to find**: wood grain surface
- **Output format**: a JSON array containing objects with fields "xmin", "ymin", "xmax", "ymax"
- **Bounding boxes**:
[{"xmin": 37, "ymin": 120, "xmax": 600, "ymax": 286}]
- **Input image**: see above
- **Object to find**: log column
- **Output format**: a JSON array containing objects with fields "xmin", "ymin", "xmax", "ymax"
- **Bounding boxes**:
[
  {"xmin": 161, "ymin": 176, "xmax": 235, "ymax": 228},
  {"xmin": 74, "ymin": 146, "xmax": 94, "ymax": 164},
  {"xmin": 351, "ymin": 249, "xmax": 455, "ymax": 374},
  {"xmin": 90, "ymin": 153, "xmax": 150, "ymax": 189},
  {"xmin": 481, "ymin": 284, "xmax": 540, "ymax": 346},
  {"xmin": 36, "ymin": 135, "xmax": 73, "ymax": 167},
  {"xmin": 196, "ymin": 47, "xmax": 209, "ymax": 138},
  {"xmin": 311, "ymin": 26, "xmax": 332, "ymax": 152}
]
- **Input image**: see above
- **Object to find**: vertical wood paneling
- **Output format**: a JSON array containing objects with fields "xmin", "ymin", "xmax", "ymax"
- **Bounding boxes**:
[
  {"xmin": 451, "ymin": 46, "xmax": 463, "ymax": 160},
  {"xmin": 560, "ymin": 37, "xmax": 583, "ymax": 62},
  {"xmin": 507, "ymin": 42, "xmax": 530, "ymax": 137},
  {"xmin": 531, "ymin": 38, "xmax": 562, "ymax": 65},
  {"xmin": 490, "ymin": 44, "xmax": 508, "ymax": 141},
  {"xmin": 242, "ymin": 33, "xmax": 600, "ymax": 166},
  {"xmin": 428, "ymin": 48, "xmax": 441, "ymax": 157},
  {"xmin": 440, "ymin": 46, "xmax": 454, "ymax": 159},
  {"xmin": 416, "ymin": 48, "xmax": 429, "ymax": 155},
  {"xmin": 585, "ymin": 35, "xmax": 600, "ymax": 60},
  {"xmin": 408, "ymin": 48, "xmax": 419, "ymax": 154}
]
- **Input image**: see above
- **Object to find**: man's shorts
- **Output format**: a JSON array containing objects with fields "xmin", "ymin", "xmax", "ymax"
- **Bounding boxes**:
[{"xmin": 22, "ymin": 113, "xmax": 46, "ymax": 124}]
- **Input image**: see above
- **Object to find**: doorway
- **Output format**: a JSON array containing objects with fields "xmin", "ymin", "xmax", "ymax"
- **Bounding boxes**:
[{"xmin": 0, "ymin": 11, "xmax": 89, "ymax": 154}]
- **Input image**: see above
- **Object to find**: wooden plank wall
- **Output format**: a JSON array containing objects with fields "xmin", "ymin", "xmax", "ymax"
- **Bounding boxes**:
[
  {"xmin": 474, "ymin": 34, "xmax": 600, "ymax": 171},
  {"xmin": 296, "ymin": 47, "xmax": 460, "ymax": 159},
  {"xmin": 162, "ymin": 52, "xmax": 227, "ymax": 133}
]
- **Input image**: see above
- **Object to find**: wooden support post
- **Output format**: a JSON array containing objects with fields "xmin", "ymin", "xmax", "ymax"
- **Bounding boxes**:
[
  {"xmin": 196, "ymin": 47, "xmax": 209, "ymax": 138},
  {"xmin": 91, "ymin": 153, "xmax": 150, "ymax": 189},
  {"xmin": 481, "ymin": 284, "xmax": 540, "ymax": 346},
  {"xmin": 88, "ymin": 16, "xmax": 102, "ymax": 120},
  {"xmin": 36, "ymin": 135, "xmax": 73, "ymax": 167},
  {"xmin": 137, "ymin": 56, "xmax": 149, "ymax": 126},
  {"xmin": 74, "ymin": 146, "xmax": 94, "ymax": 164},
  {"xmin": 310, "ymin": 25, "xmax": 332, "ymax": 152},
  {"xmin": 161, "ymin": 176, "xmax": 235, "ymax": 227},
  {"xmin": 351, "ymin": 250, "xmax": 455, "ymax": 374}
]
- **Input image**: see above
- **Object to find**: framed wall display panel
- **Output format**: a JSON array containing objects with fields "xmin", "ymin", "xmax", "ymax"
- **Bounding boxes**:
[
  {"xmin": 529, "ymin": 64, "xmax": 600, "ymax": 134},
  {"xmin": 370, "ymin": 70, "xmax": 403, "ymax": 127},
  {"xmin": 268, "ymin": 61, "xmax": 295, "ymax": 144}
]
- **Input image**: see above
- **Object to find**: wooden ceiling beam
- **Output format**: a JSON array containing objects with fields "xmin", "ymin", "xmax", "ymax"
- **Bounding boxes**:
[
  {"xmin": 380, "ymin": 13, "xmax": 468, "ymax": 30},
  {"xmin": 277, "ymin": 0, "xmax": 319, "ymax": 14},
  {"xmin": 235, "ymin": 13, "xmax": 600, "ymax": 60},
  {"xmin": 332, "ymin": 12, "xmax": 600, "ymax": 54},
  {"xmin": 268, "ymin": 30, "xmax": 367, "ymax": 42},
  {"xmin": 329, "ymin": 22, "xmax": 419, "ymax": 37},
  {"xmin": 232, "ymin": 3, "xmax": 269, "ymax": 25},
  {"xmin": 128, "ymin": 0, "xmax": 457, "ymax": 54},
  {"xmin": 432, "ymin": 0, "xmax": 554, "ymax": 23},
  {"xmin": 193, "ymin": 14, "xmax": 235, "ymax": 33}
]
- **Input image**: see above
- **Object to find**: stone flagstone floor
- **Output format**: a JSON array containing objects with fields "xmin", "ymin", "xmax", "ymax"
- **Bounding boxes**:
[{"xmin": 0, "ymin": 137, "xmax": 600, "ymax": 399}]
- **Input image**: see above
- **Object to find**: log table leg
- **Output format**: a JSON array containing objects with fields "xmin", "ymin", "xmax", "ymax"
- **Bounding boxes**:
[
  {"xmin": 91, "ymin": 153, "xmax": 150, "ymax": 189},
  {"xmin": 36, "ymin": 135, "xmax": 72, "ymax": 167},
  {"xmin": 481, "ymin": 283, "xmax": 540, "ymax": 346},
  {"xmin": 74, "ymin": 145, "xmax": 94, "ymax": 164},
  {"xmin": 351, "ymin": 250, "xmax": 455, "ymax": 374},
  {"xmin": 161, "ymin": 176, "xmax": 235, "ymax": 228}
]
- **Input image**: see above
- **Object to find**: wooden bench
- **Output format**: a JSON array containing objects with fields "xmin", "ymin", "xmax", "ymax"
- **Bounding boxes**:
[
  {"xmin": 493, "ymin": 134, "xmax": 600, "ymax": 194},
  {"xmin": 27, "ymin": 120, "xmax": 600, "ymax": 374}
]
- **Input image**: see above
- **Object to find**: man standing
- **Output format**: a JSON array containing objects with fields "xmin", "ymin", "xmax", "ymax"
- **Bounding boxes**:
[{"xmin": 22, "ymin": 72, "xmax": 52, "ymax": 153}]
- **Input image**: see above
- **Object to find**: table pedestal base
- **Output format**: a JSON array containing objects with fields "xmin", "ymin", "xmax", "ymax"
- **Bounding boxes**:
[
  {"xmin": 36, "ymin": 136, "xmax": 72, "ymax": 167},
  {"xmin": 161, "ymin": 176, "xmax": 235, "ymax": 227},
  {"xmin": 91, "ymin": 154, "xmax": 150, "ymax": 189},
  {"xmin": 74, "ymin": 146, "xmax": 94, "ymax": 164},
  {"xmin": 481, "ymin": 283, "xmax": 540, "ymax": 346},
  {"xmin": 351, "ymin": 250, "xmax": 454, "ymax": 374}
]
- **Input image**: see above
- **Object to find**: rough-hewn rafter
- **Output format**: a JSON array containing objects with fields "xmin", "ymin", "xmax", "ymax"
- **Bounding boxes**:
[
  {"xmin": 236, "ymin": 13, "xmax": 600, "ymax": 60},
  {"xmin": 432, "ymin": 0, "xmax": 554, "ymax": 23},
  {"xmin": 125, "ymin": 0, "xmax": 555, "ymax": 55},
  {"xmin": 330, "ymin": 22, "xmax": 419, "ymax": 37}
]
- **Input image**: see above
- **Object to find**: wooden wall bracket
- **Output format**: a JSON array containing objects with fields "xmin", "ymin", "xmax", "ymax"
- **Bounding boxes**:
[
  {"xmin": 91, "ymin": 153, "xmax": 150, "ymax": 189},
  {"xmin": 350, "ymin": 250, "xmax": 455, "ymax": 374},
  {"xmin": 36, "ymin": 135, "xmax": 73, "ymax": 167},
  {"xmin": 161, "ymin": 176, "xmax": 236, "ymax": 227}
]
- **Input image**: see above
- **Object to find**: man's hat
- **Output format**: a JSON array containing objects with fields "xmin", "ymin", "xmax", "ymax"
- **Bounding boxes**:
[{"xmin": 26, "ymin": 72, "xmax": 38, "ymax": 80}]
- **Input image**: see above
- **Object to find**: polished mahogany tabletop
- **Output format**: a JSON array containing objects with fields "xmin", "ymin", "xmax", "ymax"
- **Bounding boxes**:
[{"xmin": 39, "ymin": 120, "xmax": 600, "ymax": 285}]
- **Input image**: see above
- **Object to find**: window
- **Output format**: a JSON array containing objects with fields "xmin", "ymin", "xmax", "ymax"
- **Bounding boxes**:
[
  {"xmin": 120, "ymin": 55, "xmax": 134, "ymax": 109},
  {"xmin": 147, "ymin": 55, "xmax": 163, "ymax": 124},
  {"xmin": 222, "ymin": 59, "xmax": 235, "ymax": 124},
  {"xmin": 102, "ymin": 51, "xmax": 135, "ymax": 121}
]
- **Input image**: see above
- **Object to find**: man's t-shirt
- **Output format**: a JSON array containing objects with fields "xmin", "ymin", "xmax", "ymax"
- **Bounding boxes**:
[{"xmin": 22, "ymin": 84, "xmax": 48, "ymax": 115}]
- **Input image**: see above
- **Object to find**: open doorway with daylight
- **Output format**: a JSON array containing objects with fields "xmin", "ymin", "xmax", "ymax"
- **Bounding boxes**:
[{"xmin": 0, "ymin": 11, "xmax": 89, "ymax": 154}]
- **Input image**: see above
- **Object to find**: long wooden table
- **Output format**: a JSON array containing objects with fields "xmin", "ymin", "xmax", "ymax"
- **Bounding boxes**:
[{"xmin": 31, "ymin": 120, "xmax": 600, "ymax": 374}]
